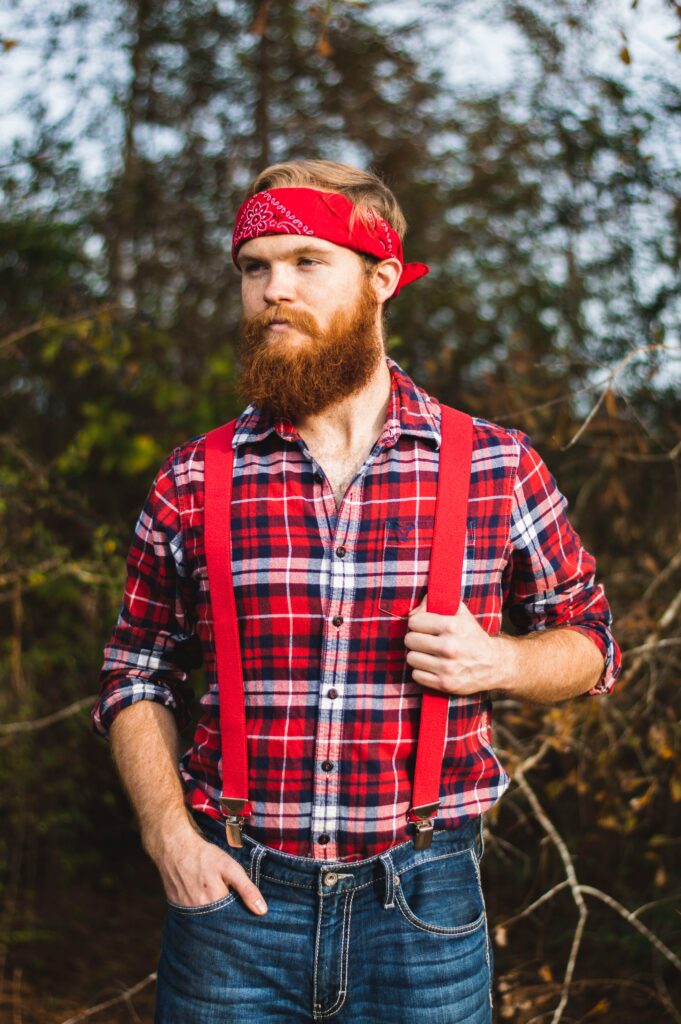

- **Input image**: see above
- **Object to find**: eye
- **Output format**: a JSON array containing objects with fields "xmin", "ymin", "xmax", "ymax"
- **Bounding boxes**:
[
  {"xmin": 243, "ymin": 260, "xmax": 266, "ymax": 274},
  {"xmin": 298, "ymin": 257, "xmax": 319, "ymax": 267}
]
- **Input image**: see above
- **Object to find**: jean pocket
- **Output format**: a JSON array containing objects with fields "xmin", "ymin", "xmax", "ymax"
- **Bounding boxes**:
[
  {"xmin": 393, "ymin": 848, "xmax": 486, "ymax": 935},
  {"xmin": 166, "ymin": 891, "xmax": 238, "ymax": 916}
]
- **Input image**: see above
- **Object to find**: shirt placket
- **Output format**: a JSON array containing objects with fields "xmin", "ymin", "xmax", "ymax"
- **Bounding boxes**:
[{"xmin": 302, "ymin": 443, "xmax": 384, "ymax": 861}]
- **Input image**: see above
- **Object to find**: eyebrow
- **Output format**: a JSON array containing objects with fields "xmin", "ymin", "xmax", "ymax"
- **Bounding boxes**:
[{"xmin": 236, "ymin": 244, "xmax": 332, "ymax": 267}]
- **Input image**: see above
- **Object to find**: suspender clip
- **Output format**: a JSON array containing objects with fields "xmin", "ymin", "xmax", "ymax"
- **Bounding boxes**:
[
  {"xmin": 408, "ymin": 802, "xmax": 440, "ymax": 850},
  {"xmin": 220, "ymin": 797, "xmax": 251, "ymax": 849}
]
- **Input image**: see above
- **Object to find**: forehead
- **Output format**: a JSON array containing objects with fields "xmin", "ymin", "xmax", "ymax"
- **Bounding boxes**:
[{"xmin": 236, "ymin": 234, "xmax": 352, "ymax": 262}]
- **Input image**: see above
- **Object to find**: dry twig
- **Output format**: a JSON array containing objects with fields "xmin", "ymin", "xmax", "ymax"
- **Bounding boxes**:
[
  {"xmin": 0, "ymin": 696, "xmax": 96, "ymax": 738},
  {"xmin": 58, "ymin": 972, "xmax": 157, "ymax": 1024}
]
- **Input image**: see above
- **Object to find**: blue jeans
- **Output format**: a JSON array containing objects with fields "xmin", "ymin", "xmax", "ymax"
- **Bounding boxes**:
[{"xmin": 155, "ymin": 811, "xmax": 494, "ymax": 1023}]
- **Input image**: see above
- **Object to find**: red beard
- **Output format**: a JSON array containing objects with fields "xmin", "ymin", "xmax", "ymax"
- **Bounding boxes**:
[{"xmin": 236, "ymin": 281, "xmax": 383, "ymax": 422}]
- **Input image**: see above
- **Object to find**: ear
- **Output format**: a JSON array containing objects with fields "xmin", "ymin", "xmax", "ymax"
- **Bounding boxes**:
[{"xmin": 371, "ymin": 257, "xmax": 402, "ymax": 303}]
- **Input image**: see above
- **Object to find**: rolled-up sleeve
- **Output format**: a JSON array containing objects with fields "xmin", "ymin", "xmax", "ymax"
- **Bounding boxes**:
[
  {"xmin": 91, "ymin": 450, "xmax": 201, "ymax": 739},
  {"xmin": 502, "ymin": 430, "xmax": 621, "ymax": 695}
]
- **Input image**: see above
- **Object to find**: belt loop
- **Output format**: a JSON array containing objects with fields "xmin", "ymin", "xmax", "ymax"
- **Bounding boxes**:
[
  {"xmin": 379, "ymin": 852, "xmax": 396, "ymax": 909},
  {"xmin": 250, "ymin": 844, "xmax": 267, "ymax": 888}
]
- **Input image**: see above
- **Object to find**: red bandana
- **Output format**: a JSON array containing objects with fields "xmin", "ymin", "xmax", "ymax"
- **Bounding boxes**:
[{"xmin": 232, "ymin": 187, "xmax": 429, "ymax": 297}]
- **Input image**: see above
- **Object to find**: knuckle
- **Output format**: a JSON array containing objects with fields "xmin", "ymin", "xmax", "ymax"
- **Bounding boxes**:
[{"xmin": 442, "ymin": 636, "xmax": 457, "ymax": 658}]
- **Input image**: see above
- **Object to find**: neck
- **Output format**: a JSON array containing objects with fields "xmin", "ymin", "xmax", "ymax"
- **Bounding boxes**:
[{"xmin": 293, "ymin": 354, "xmax": 392, "ymax": 454}]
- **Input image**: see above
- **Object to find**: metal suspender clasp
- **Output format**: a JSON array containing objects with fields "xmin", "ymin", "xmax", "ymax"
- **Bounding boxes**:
[
  {"xmin": 408, "ymin": 802, "xmax": 440, "ymax": 850},
  {"xmin": 220, "ymin": 797, "xmax": 250, "ymax": 849}
]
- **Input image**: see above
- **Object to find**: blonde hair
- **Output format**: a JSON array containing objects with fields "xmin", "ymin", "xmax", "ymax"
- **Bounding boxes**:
[{"xmin": 248, "ymin": 159, "xmax": 407, "ymax": 241}]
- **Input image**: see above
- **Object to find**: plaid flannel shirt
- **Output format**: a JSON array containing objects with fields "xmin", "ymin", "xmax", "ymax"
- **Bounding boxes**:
[{"xmin": 92, "ymin": 358, "xmax": 621, "ymax": 861}]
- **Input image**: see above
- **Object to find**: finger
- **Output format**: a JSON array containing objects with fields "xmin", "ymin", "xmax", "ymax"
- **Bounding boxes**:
[
  {"xmin": 411, "ymin": 668, "xmax": 447, "ymax": 690},
  {"xmin": 408, "ymin": 601, "xmax": 472, "ymax": 635},
  {"xmin": 406, "ymin": 650, "xmax": 443, "ymax": 675},
  {"xmin": 222, "ymin": 857, "xmax": 268, "ymax": 916},
  {"xmin": 404, "ymin": 630, "xmax": 448, "ymax": 656},
  {"xmin": 407, "ymin": 609, "xmax": 448, "ymax": 635}
]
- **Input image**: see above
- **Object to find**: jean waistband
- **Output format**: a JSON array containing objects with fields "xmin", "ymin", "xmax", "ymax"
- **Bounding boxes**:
[{"xmin": 192, "ymin": 811, "xmax": 482, "ymax": 905}]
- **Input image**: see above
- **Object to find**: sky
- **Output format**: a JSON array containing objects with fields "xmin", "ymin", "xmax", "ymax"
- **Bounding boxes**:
[{"xmin": 3, "ymin": 0, "xmax": 680, "ymax": 181}]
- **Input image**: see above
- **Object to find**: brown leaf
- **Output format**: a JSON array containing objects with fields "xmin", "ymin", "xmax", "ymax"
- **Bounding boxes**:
[
  {"xmin": 604, "ymin": 386, "xmax": 618, "ymax": 417},
  {"xmin": 249, "ymin": 0, "xmax": 271, "ymax": 36},
  {"xmin": 619, "ymin": 45, "xmax": 632, "ymax": 65},
  {"xmin": 317, "ymin": 31, "xmax": 334, "ymax": 58}
]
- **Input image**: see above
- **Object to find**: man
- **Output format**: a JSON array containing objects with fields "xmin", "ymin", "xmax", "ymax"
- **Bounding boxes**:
[{"xmin": 92, "ymin": 160, "xmax": 621, "ymax": 1024}]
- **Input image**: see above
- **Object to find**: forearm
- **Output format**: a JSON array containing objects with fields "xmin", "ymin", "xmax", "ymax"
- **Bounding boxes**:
[
  {"xmin": 492, "ymin": 627, "xmax": 605, "ymax": 704},
  {"xmin": 109, "ymin": 700, "xmax": 200, "ymax": 863}
]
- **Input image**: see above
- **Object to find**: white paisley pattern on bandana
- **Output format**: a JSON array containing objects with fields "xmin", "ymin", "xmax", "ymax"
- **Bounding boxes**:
[{"xmin": 233, "ymin": 190, "xmax": 315, "ymax": 249}]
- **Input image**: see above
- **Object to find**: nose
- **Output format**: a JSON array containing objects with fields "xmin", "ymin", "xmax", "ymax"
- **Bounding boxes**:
[{"xmin": 262, "ymin": 262, "xmax": 296, "ymax": 305}]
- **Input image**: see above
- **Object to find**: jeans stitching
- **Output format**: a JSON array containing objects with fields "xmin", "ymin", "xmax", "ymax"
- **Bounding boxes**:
[
  {"xmin": 315, "ymin": 889, "xmax": 354, "ymax": 1019},
  {"xmin": 251, "ymin": 845, "xmax": 266, "ymax": 889},
  {"xmin": 392, "ymin": 848, "xmax": 486, "ymax": 936},
  {"xmin": 395, "ymin": 846, "xmax": 472, "ymax": 881},
  {"xmin": 312, "ymin": 892, "xmax": 324, "ymax": 1014},
  {"xmin": 380, "ymin": 853, "xmax": 395, "ymax": 909},
  {"xmin": 393, "ymin": 882, "xmax": 486, "ymax": 936},
  {"xmin": 166, "ymin": 892, "xmax": 238, "ymax": 916},
  {"xmin": 471, "ymin": 846, "xmax": 494, "ymax": 1011},
  {"xmin": 262, "ymin": 873, "xmax": 381, "ymax": 895}
]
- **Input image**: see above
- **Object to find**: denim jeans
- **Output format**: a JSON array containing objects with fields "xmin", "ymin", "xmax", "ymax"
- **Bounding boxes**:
[{"xmin": 154, "ymin": 811, "xmax": 494, "ymax": 1023}]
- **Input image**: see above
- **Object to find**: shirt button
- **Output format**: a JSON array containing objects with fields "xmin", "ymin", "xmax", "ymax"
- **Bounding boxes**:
[
  {"xmin": 327, "ymin": 688, "xmax": 339, "ymax": 700},
  {"xmin": 318, "ymin": 834, "xmax": 330, "ymax": 845},
  {"xmin": 321, "ymin": 760, "xmax": 334, "ymax": 772},
  {"xmin": 332, "ymin": 615, "xmax": 343, "ymax": 627},
  {"xmin": 335, "ymin": 546, "xmax": 347, "ymax": 558}
]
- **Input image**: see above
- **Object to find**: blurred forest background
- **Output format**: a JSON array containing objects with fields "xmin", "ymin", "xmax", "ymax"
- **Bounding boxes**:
[{"xmin": 1, "ymin": 0, "xmax": 680, "ymax": 1021}]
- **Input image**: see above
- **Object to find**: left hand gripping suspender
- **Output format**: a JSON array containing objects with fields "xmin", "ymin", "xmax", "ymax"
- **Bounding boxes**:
[{"xmin": 204, "ymin": 404, "xmax": 474, "ymax": 850}]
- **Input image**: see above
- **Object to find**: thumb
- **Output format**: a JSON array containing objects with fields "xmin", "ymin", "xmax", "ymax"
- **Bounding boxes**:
[{"xmin": 220, "ymin": 853, "xmax": 268, "ymax": 916}]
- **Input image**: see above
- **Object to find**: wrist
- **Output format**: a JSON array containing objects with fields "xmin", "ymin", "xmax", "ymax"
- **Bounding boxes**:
[
  {"xmin": 490, "ymin": 633, "xmax": 521, "ymax": 695},
  {"xmin": 142, "ymin": 810, "xmax": 202, "ymax": 866}
]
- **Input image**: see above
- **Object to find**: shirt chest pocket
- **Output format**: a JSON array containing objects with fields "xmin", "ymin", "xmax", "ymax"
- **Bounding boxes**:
[
  {"xmin": 377, "ymin": 516, "xmax": 431, "ymax": 619},
  {"xmin": 377, "ymin": 515, "xmax": 475, "ymax": 618}
]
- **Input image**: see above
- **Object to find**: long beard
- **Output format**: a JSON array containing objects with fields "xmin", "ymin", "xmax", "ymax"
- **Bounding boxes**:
[{"xmin": 236, "ymin": 281, "xmax": 383, "ymax": 422}]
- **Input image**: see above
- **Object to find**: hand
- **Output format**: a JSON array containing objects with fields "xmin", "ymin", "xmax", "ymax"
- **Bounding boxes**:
[
  {"xmin": 404, "ymin": 595, "xmax": 510, "ymax": 697},
  {"xmin": 152, "ymin": 821, "xmax": 268, "ymax": 916}
]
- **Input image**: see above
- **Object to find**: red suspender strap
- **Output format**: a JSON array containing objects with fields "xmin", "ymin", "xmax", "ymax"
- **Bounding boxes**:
[
  {"xmin": 204, "ymin": 420, "xmax": 253, "ymax": 848},
  {"xmin": 407, "ymin": 403, "xmax": 474, "ymax": 849}
]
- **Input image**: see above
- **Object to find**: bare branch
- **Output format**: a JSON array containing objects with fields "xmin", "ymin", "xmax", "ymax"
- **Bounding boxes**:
[
  {"xmin": 0, "ymin": 696, "xmax": 97, "ymax": 737},
  {"xmin": 58, "ymin": 972, "xmax": 157, "ymax": 1024},
  {"xmin": 579, "ymin": 885, "xmax": 681, "ymax": 973},
  {"xmin": 0, "ymin": 303, "xmax": 119, "ymax": 355},
  {"xmin": 561, "ymin": 343, "xmax": 673, "ymax": 450},
  {"xmin": 624, "ymin": 637, "xmax": 681, "ymax": 657},
  {"xmin": 620, "ymin": 586, "xmax": 681, "ymax": 687},
  {"xmin": 643, "ymin": 547, "xmax": 681, "ymax": 602},
  {"xmin": 514, "ymin": 770, "xmax": 587, "ymax": 1024},
  {"xmin": 0, "ymin": 559, "xmax": 112, "ymax": 601}
]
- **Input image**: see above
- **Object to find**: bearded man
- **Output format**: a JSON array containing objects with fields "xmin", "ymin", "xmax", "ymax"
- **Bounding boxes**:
[{"xmin": 92, "ymin": 160, "xmax": 621, "ymax": 1024}]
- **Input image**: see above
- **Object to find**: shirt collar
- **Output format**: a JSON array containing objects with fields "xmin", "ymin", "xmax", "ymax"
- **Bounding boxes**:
[{"xmin": 231, "ymin": 356, "xmax": 442, "ymax": 451}]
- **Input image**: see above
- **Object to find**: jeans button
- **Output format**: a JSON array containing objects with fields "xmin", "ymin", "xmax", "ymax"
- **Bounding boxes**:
[{"xmin": 323, "ymin": 872, "xmax": 339, "ymax": 886}]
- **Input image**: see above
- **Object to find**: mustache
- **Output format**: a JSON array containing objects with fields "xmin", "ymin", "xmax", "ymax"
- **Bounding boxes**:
[{"xmin": 242, "ymin": 305, "xmax": 320, "ymax": 336}]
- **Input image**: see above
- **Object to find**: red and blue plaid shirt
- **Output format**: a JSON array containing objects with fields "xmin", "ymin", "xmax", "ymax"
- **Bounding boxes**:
[{"xmin": 92, "ymin": 358, "xmax": 621, "ymax": 861}]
